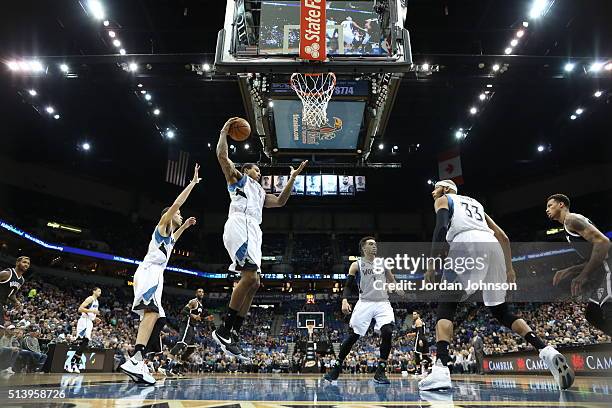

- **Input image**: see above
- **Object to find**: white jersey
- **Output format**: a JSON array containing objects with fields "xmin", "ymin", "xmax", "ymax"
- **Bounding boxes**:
[
  {"xmin": 141, "ymin": 226, "xmax": 176, "ymax": 267},
  {"xmin": 445, "ymin": 193, "xmax": 494, "ymax": 242},
  {"xmin": 81, "ymin": 297, "xmax": 99, "ymax": 321},
  {"xmin": 341, "ymin": 20, "xmax": 355, "ymax": 41},
  {"xmin": 227, "ymin": 175, "xmax": 266, "ymax": 224}
]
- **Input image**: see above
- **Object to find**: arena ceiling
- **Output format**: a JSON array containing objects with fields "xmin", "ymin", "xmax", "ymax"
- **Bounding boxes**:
[{"xmin": 1, "ymin": 0, "xmax": 611, "ymax": 206}]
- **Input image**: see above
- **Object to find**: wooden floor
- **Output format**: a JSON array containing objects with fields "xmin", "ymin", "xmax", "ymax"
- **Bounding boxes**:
[{"xmin": 1, "ymin": 372, "xmax": 611, "ymax": 407}]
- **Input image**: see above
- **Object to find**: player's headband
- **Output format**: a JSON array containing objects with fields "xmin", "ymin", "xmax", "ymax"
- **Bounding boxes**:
[{"xmin": 434, "ymin": 180, "xmax": 457, "ymax": 193}]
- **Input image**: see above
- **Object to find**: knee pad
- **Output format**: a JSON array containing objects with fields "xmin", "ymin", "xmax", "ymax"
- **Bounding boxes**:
[
  {"xmin": 436, "ymin": 302, "xmax": 458, "ymax": 323},
  {"xmin": 488, "ymin": 303, "xmax": 519, "ymax": 328},
  {"xmin": 380, "ymin": 323, "xmax": 393, "ymax": 340}
]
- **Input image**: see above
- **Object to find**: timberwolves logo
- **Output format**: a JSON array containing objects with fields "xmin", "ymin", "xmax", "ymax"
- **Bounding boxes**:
[{"xmin": 302, "ymin": 117, "xmax": 343, "ymax": 145}]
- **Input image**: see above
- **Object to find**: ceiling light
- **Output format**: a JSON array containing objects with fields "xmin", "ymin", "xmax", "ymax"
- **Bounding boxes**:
[
  {"xmin": 103, "ymin": 20, "xmax": 110, "ymax": 27},
  {"xmin": 605, "ymin": 63, "xmax": 612, "ymax": 71},
  {"xmin": 504, "ymin": 47, "xmax": 513, "ymax": 55},
  {"xmin": 378, "ymin": 143, "xmax": 384, "ymax": 150},
  {"xmin": 421, "ymin": 63, "xmax": 430, "ymax": 71},
  {"xmin": 28, "ymin": 89, "xmax": 37, "ymax": 96},
  {"xmin": 153, "ymin": 108, "xmax": 160, "ymax": 115},
  {"xmin": 469, "ymin": 107, "xmax": 478, "ymax": 115},
  {"xmin": 137, "ymin": 83, "xmax": 143, "ymax": 88},
  {"xmin": 108, "ymin": 30, "xmax": 116, "ymax": 38},
  {"xmin": 479, "ymin": 93, "xmax": 486, "ymax": 101},
  {"xmin": 564, "ymin": 62, "xmax": 575, "ymax": 72},
  {"xmin": 60, "ymin": 63, "xmax": 69, "ymax": 72},
  {"xmin": 268, "ymin": 101, "xmax": 274, "ymax": 107},
  {"xmin": 594, "ymin": 90, "xmax": 603, "ymax": 98},
  {"xmin": 589, "ymin": 62, "xmax": 604, "ymax": 72},
  {"xmin": 516, "ymin": 30, "xmax": 525, "ymax": 38},
  {"xmin": 128, "ymin": 62, "xmax": 138, "ymax": 72},
  {"xmin": 54, "ymin": 114, "xmax": 60, "ymax": 120},
  {"xmin": 119, "ymin": 48, "xmax": 126, "ymax": 55},
  {"xmin": 529, "ymin": 0, "xmax": 549, "ymax": 19},
  {"xmin": 575, "ymin": 108, "xmax": 584, "ymax": 115},
  {"xmin": 82, "ymin": 142, "xmax": 91, "ymax": 151},
  {"xmin": 486, "ymin": 84, "xmax": 493, "ymax": 88},
  {"xmin": 492, "ymin": 64, "xmax": 500, "ymax": 71},
  {"xmin": 455, "ymin": 130, "xmax": 463, "ymax": 139},
  {"xmin": 570, "ymin": 114, "xmax": 577, "ymax": 120},
  {"xmin": 144, "ymin": 93, "xmax": 152, "ymax": 101},
  {"xmin": 203, "ymin": 63, "xmax": 211, "ymax": 71},
  {"xmin": 166, "ymin": 130, "xmax": 175, "ymax": 138},
  {"xmin": 537, "ymin": 144, "xmax": 545, "ymax": 152},
  {"xmin": 29, "ymin": 60, "xmax": 44, "ymax": 72},
  {"xmin": 112, "ymin": 39, "xmax": 121, "ymax": 47},
  {"xmin": 88, "ymin": 0, "xmax": 105, "ymax": 20},
  {"xmin": 510, "ymin": 39, "xmax": 518, "ymax": 47},
  {"xmin": 522, "ymin": 21, "xmax": 529, "ymax": 28},
  {"xmin": 45, "ymin": 106, "xmax": 55, "ymax": 114},
  {"xmin": 245, "ymin": 144, "xmax": 250, "ymax": 150},
  {"xmin": 427, "ymin": 179, "xmax": 433, "ymax": 185},
  {"xmin": 7, "ymin": 61, "xmax": 19, "ymax": 71}
]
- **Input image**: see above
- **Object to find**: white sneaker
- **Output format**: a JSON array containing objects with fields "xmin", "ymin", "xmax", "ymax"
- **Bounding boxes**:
[
  {"xmin": 418, "ymin": 363, "xmax": 452, "ymax": 391},
  {"xmin": 64, "ymin": 363, "xmax": 74, "ymax": 373},
  {"xmin": 72, "ymin": 364, "xmax": 81, "ymax": 374},
  {"xmin": 539, "ymin": 346, "xmax": 575, "ymax": 390},
  {"xmin": 119, "ymin": 357, "xmax": 156, "ymax": 385},
  {"xmin": 1, "ymin": 367, "xmax": 15, "ymax": 375}
]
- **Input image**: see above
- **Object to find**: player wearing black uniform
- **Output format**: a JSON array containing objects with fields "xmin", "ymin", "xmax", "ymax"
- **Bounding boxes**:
[
  {"xmin": 166, "ymin": 288, "xmax": 209, "ymax": 373},
  {"xmin": 408, "ymin": 311, "xmax": 431, "ymax": 376},
  {"xmin": 0, "ymin": 257, "xmax": 30, "ymax": 329},
  {"xmin": 546, "ymin": 194, "xmax": 612, "ymax": 335}
]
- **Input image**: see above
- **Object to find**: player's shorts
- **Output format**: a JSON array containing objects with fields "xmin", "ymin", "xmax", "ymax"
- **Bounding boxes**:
[
  {"xmin": 443, "ymin": 230, "xmax": 507, "ymax": 307},
  {"xmin": 132, "ymin": 262, "xmax": 166, "ymax": 319},
  {"xmin": 588, "ymin": 263, "xmax": 611, "ymax": 306},
  {"xmin": 349, "ymin": 300, "xmax": 395, "ymax": 336},
  {"xmin": 223, "ymin": 214, "xmax": 262, "ymax": 273},
  {"xmin": 76, "ymin": 317, "xmax": 94, "ymax": 340},
  {"xmin": 177, "ymin": 322, "xmax": 196, "ymax": 345}
]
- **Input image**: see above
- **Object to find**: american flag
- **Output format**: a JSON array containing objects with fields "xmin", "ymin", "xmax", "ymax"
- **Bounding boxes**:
[{"xmin": 166, "ymin": 148, "xmax": 190, "ymax": 186}]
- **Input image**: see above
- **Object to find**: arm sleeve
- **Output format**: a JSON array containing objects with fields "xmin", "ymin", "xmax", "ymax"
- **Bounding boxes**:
[
  {"xmin": 342, "ymin": 274, "xmax": 356, "ymax": 299},
  {"xmin": 430, "ymin": 208, "xmax": 450, "ymax": 258}
]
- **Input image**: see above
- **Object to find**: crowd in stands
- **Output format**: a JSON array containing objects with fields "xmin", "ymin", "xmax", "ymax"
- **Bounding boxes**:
[{"xmin": 0, "ymin": 275, "xmax": 610, "ymax": 375}]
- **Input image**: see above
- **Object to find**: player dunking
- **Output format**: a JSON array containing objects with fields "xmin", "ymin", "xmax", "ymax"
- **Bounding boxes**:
[
  {"xmin": 419, "ymin": 180, "xmax": 574, "ymax": 390},
  {"xmin": 408, "ymin": 311, "xmax": 431, "ymax": 377},
  {"xmin": 119, "ymin": 164, "xmax": 200, "ymax": 385},
  {"xmin": 65, "ymin": 287, "xmax": 102, "ymax": 373},
  {"xmin": 324, "ymin": 236, "xmax": 400, "ymax": 385},
  {"xmin": 546, "ymin": 194, "xmax": 612, "ymax": 335},
  {"xmin": 0, "ymin": 256, "xmax": 29, "ymax": 329},
  {"xmin": 213, "ymin": 117, "xmax": 307, "ymax": 360},
  {"xmin": 166, "ymin": 288, "xmax": 211, "ymax": 374}
]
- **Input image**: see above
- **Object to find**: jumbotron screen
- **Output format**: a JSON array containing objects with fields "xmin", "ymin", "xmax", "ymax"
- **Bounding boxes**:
[
  {"xmin": 273, "ymin": 99, "xmax": 365, "ymax": 150},
  {"xmin": 259, "ymin": 1, "xmax": 388, "ymax": 56}
]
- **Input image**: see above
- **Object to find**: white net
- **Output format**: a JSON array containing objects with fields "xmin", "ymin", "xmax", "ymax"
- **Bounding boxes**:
[{"xmin": 290, "ymin": 72, "xmax": 336, "ymax": 129}]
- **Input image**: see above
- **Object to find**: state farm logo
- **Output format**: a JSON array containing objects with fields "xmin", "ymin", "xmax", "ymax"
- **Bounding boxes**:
[
  {"xmin": 304, "ymin": 43, "xmax": 320, "ymax": 58},
  {"xmin": 300, "ymin": 0, "xmax": 326, "ymax": 61},
  {"xmin": 571, "ymin": 354, "xmax": 585, "ymax": 370},
  {"xmin": 303, "ymin": 0, "xmax": 323, "ymax": 42},
  {"xmin": 516, "ymin": 358, "xmax": 526, "ymax": 370}
]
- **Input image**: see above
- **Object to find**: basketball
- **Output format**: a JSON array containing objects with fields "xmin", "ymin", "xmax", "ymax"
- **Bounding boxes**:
[{"xmin": 228, "ymin": 118, "xmax": 251, "ymax": 142}]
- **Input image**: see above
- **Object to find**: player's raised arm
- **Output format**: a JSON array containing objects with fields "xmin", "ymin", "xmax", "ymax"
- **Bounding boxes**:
[
  {"xmin": 485, "ymin": 214, "xmax": 515, "ymax": 283},
  {"xmin": 159, "ymin": 164, "xmax": 202, "ymax": 230},
  {"xmin": 216, "ymin": 118, "xmax": 243, "ymax": 184},
  {"xmin": 78, "ymin": 296, "xmax": 99, "ymax": 315},
  {"xmin": 565, "ymin": 214, "xmax": 611, "ymax": 295},
  {"xmin": 264, "ymin": 161, "xmax": 308, "ymax": 208}
]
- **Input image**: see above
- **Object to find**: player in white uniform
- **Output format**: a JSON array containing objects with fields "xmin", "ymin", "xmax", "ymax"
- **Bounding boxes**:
[
  {"xmin": 213, "ymin": 117, "xmax": 307, "ymax": 360},
  {"xmin": 119, "ymin": 164, "xmax": 200, "ymax": 385},
  {"xmin": 65, "ymin": 287, "xmax": 101, "ymax": 373},
  {"xmin": 419, "ymin": 180, "xmax": 574, "ymax": 391},
  {"xmin": 324, "ymin": 237, "xmax": 401, "ymax": 385}
]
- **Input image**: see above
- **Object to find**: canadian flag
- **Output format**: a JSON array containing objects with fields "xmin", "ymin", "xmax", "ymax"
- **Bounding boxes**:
[{"xmin": 438, "ymin": 148, "xmax": 464, "ymax": 184}]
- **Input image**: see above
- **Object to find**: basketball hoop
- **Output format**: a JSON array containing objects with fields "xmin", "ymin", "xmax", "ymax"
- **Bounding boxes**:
[{"xmin": 290, "ymin": 72, "xmax": 336, "ymax": 129}]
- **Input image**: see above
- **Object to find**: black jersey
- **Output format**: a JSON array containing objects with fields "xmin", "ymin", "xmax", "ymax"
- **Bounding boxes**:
[
  {"xmin": 412, "ymin": 320, "xmax": 429, "ymax": 352},
  {"xmin": 186, "ymin": 298, "xmax": 206, "ymax": 324},
  {"xmin": 0, "ymin": 268, "xmax": 25, "ymax": 303},
  {"xmin": 564, "ymin": 214, "xmax": 611, "ymax": 305}
]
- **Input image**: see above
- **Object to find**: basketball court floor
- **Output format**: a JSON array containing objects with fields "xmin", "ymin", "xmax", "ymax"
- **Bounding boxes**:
[{"xmin": 1, "ymin": 373, "xmax": 611, "ymax": 407}]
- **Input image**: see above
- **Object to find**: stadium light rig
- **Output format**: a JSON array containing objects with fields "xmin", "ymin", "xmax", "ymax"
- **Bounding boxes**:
[
  {"xmin": 529, "ymin": 0, "xmax": 550, "ymax": 19},
  {"xmin": 88, "ymin": 0, "xmax": 105, "ymax": 20},
  {"xmin": 564, "ymin": 62, "xmax": 575, "ymax": 72}
]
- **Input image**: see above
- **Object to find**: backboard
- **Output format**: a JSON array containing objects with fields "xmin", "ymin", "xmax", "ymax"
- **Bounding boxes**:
[
  {"xmin": 215, "ymin": 1, "xmax": 412, "ymax": 162},
  {"xmin": 297, "ymin": 311, "xmax": 325, "ymax": 328}
]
